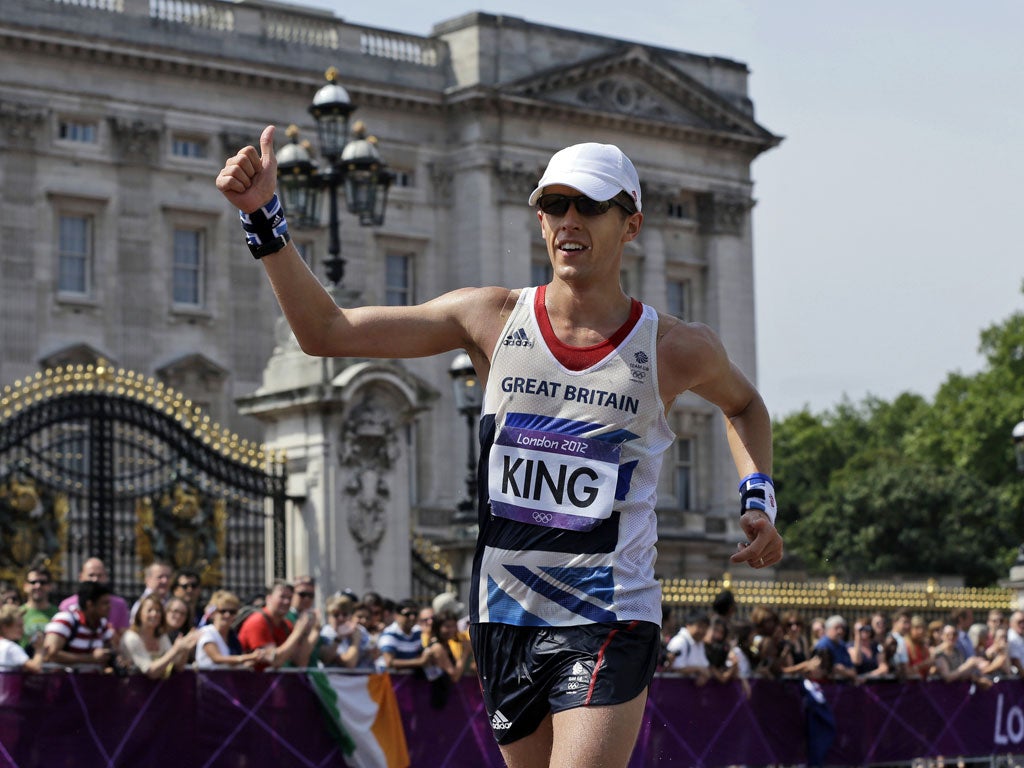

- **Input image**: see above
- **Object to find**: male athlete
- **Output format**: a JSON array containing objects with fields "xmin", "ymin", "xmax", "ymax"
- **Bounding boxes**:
[{"xmin": 217, "ymin": 127, "xmax": 782, "ymax": 768}]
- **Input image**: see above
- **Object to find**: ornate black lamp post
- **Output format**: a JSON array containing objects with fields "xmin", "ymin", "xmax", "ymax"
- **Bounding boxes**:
[
  {"xmin": 276, "ymin": 67, "xmax": 393, "ymax": 285},
  {"xmin": 449, "ymin": 353, "xmax": 483, "ymax": 525}
]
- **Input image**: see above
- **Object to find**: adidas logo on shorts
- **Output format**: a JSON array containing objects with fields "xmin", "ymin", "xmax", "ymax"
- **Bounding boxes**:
[{"xmin": 490, "ymin": 710, "xmax": 512, "ymax": 730}]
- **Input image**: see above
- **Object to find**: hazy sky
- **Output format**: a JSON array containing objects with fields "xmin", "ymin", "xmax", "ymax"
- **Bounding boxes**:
[{"xmin": 284, "ymin": 0, "xmax": 1023, "ymax": 418}]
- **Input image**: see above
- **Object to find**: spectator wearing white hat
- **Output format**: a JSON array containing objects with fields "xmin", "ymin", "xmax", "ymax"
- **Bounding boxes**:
[{"xmin": 426, "ymin": 592, "xmax": 473, "ymax": 672}]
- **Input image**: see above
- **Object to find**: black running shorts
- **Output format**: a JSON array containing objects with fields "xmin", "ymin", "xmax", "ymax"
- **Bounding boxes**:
[{"xmin": 472, "ymin": 620, "xmax": 660, "ymax": 745}]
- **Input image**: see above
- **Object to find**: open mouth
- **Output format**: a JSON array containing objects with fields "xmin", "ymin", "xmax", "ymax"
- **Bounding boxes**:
[{"xmin": 557, "ymin": 241, "xmax": 588, "ymax": 254}]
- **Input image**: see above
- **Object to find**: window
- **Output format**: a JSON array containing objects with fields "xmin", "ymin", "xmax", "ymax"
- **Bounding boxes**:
[
  {"xmin": 58, "ymin": 214, "xmax": 92, "ymax": 295},
  {"xmin": 531, "ymin": 260, "xmax": 553, "ymax": 287},
  {"xmin": 667, "ymin": 201, "xmax": 691, "ymax": 220},
  {"xmin": 666, "ymin": 192, "xmax": 695, "ymax": 222},
  {"xmin": 172, "ymin": 229, "xmax": 204, "ymax": 306},
  {"xmin": 171, "ymin": 136, "xmax": 208, "ymax": 159},
  {"xmin": 675, "ymin": 437, "xmax": 693, "ymax": 510},
  {"xmin": 58, "ymin": 119, "xmax": 97, "ymax": 144},
  {"xmin": 391, "ymin": 169, "xmax": 415, "ymax": 188},
  {"xmin": 385, "ymin": 252, "xmax": 413, "ymax": 306},
  {"xmin": 667, "ymin": 279, "xmax": 690, "ymax": 320}
]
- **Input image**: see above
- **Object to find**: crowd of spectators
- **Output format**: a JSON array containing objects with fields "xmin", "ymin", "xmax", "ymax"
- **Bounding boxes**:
[
  {"xmin": 4, "ymin": 560, "xmax": 1022, "ymax": 700},
  {"xmin": 661, "ymin": 592, "xmax": 1024, "ymax": 692},
  {"xmin": 0, "ymin": 555, "xmax": 475, "ymax": 702}
]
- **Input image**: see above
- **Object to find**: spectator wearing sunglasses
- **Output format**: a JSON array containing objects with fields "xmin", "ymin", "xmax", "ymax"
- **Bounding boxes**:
[
  {"xmin": 378, "ymin": 599, "xmax": 429, "ymax": 673},
  {"xmin": 171, "ymin": 568, "xmax": 204, "ymax": 627},
  {"xmin": 285, "ymin": 575, "xmax": 317, "ymax": 622},
  {"xmin": 286, "ymin": 575, "xmax": 324, "ymax": 663},
  {"xmin": 20, "ymin": 564, "xmax": 57, "ymax": 652},
  {"xmin": 195, "ymin": 590, "xmax": 264, "ymax": 670},
  {"xmin": 217, "ymin": 132, "xmax": 779, "ymax": 768}
]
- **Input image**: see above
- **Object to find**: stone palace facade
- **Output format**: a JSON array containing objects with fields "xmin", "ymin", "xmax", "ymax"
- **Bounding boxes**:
[{"xmin": 0, "ymin": 0, "xmax": 780, "ymax": 598}]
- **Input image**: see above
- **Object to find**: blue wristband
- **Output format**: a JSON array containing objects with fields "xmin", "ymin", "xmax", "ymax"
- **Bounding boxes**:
[
  {"xmin": 240, "ymin": 194, "xmax": 290, "ymax": 259},
  {"xmin": 739, "ymin": 473, "xmax": 777, "ymax": 525}
]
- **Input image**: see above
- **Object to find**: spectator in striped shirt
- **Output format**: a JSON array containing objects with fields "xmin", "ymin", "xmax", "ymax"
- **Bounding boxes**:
[
  {"xmin": 41, "ymin": 581, "xmax": 116, "ymax": 669},
  {"xmin": 378, "ymin": 600, "xmax": 428, "ymax": 672}
]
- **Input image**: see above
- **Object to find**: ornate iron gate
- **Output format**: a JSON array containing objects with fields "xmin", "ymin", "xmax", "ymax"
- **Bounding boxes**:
[{"xmin": 0, "ymin": 362, "xmax": 286, "ymax": 603}]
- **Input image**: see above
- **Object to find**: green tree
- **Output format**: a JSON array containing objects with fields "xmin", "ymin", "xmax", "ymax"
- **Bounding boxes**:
[
  {"xmin": 785, "ymin": 453, "xmax": 1009, "ymax": 586},
  {"xmin": 775, "ymin": 289, "xmax": 1024, "ymax": 586}
]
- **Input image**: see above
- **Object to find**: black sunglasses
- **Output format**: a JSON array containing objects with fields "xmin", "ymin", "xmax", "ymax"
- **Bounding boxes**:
[
  {"xmin": 536, "ymin": 193, "xmax": 633, "ymax": 217},
  {"xmin": 218, "ymin": 608, "xmax": 238, "ymax": 616},
  {"xmin": 26, "ymin": 579, "xmax": 50, "ymax": 586},
  {"xmin": 297, "ymin": 591, "xmax": 315, "ymax": 599}
]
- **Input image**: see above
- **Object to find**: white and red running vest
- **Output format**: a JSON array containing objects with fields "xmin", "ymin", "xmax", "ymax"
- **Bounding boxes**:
[{"xmin": 470, "ymin": 286, "xmax": 675, "ymax": 628}]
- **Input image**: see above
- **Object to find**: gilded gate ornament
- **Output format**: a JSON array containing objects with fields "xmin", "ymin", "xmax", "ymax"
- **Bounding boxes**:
[
  {"xmin": 135, "ymin": 484, "xmax": 226, "ymax": 585},
  {"xmin": 0, "ymin": 475, "xmax": 68, "ymax": 583}
]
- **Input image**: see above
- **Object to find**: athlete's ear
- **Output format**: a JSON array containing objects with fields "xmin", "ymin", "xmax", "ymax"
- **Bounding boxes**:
[
  {"xmin": 537, "ymin": 208, "xmax": 552, "ymax": 238},
  {"xmin": 622, "ymin": 212, "xmax": 643, "ymax": 243}
]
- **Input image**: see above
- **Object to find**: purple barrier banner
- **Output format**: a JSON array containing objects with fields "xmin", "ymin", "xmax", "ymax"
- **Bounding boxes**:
[{"xmin": 2, "ymin": 671, "xmax": 1024, "ymax": 767}]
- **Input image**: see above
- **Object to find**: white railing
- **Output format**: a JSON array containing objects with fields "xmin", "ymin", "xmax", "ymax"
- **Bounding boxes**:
[
  {"xmin": 262, "ymin": 8, "xmax": 340, "ymax": 49},
  {"xmin": 150, "ymin": 0, "xmax": 234, "ymax": 32},
  {"xmin": 358, "ymin": 29, "xmax": 439, "ymax": 66},
  {"xmin": 45, "ymin": 0, "xmax": 124, "ymax": 11},
  {"xmin": 37, "ymin": 0, "xmax": 443, "ymax": 68}
]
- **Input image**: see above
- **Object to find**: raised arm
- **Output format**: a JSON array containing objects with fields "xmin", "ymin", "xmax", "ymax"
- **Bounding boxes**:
[
  {"xmin": 657, "ymin": 318, "xmax": 782, "ymax": 569},
  {"xmin": 215, "ymin": 125, "xmax": 509, "ymax": 367}
]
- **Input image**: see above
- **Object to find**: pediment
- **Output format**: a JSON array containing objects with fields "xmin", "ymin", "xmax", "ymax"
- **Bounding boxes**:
[
  {"xmin": 38, "ymin": 342, "xmax": 115, "ymax": 371},
  {"xmin": 155, "ymin": 352, "xmax": 228, "ymax": 384},
  {"xmin": 503, "ymin": 46, "xmax": 777, "ymax": 145}
]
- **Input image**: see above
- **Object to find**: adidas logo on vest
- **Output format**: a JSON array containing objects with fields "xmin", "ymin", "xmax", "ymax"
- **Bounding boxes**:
[{"xmin": 503, "ymin": 327, "xmax": 534, "ymax": 348}]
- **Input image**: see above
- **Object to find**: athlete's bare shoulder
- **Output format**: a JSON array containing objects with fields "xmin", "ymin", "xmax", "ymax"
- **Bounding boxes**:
[
  {"xmin": 655, "ymin": 312, "xmax": 730, "ymax": 400},
  {"xmin": 445, "ymin": 286, "xmax": 519, "ymax": 375}
]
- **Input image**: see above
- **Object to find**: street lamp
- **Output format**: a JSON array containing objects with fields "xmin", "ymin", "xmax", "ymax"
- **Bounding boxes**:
[
  {"xmin": 449, "ymin": 352, "xmax": 483, "ymax": 525},
  {"xmin": 276, "ymin": 66, "xmax": 394, "ymax": 286},
  {"xmin": 1013, "ymin": 414, "xmax": 1024, "ymax": 474}
]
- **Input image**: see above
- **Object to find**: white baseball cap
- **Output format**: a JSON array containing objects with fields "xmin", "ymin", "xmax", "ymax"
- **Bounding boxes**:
[
  {"xmin": 528, "ymin": 143, "xmax": 642, "ymax": 212},
  {"xmin": 432, "ymin": 591, "xmax": 466, "ymax": 618}
]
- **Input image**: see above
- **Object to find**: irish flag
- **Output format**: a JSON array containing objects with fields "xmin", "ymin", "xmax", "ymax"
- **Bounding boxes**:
[{"xmin": 309, "ymin": 671, "xmax": 410, "ymax": 768}]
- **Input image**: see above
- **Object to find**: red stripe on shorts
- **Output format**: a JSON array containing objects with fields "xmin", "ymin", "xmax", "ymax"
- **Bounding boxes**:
[{"xmin": 585, "ymin": 620, "xmax": 639, "ymax": 705}]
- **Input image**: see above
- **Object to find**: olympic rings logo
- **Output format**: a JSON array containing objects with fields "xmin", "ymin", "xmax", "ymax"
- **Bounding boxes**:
[{"xmin": 533, "ymin": 512, "xmax": 554, "ymax": 524}]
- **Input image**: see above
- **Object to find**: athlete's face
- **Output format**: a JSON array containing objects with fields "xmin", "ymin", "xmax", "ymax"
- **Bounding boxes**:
[{"xmin": 537, "ymin": 185, "xmax": 642, "ymax": 285}]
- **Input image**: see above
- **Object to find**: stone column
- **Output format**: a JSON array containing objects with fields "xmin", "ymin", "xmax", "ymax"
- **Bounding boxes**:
[
  {"xmin": 237, "ymin": 316, "xmax": 436, "ymax": 600},
  {"xmin": 698, "ymin": 190, "xmax": 756, "ymax": 535},
  {"xmin": 0, "ymin": 102, "xmax": 46, "ymax": 377}
]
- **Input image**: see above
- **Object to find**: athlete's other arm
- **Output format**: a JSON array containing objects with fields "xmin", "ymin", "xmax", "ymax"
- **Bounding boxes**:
[
  {"xmin": 657, "ymin": 318, "xmax": 782, "ymax": 569},
  {"xmin": 215, "ymin": 125, "xmax": 506, "ymax": 368}
]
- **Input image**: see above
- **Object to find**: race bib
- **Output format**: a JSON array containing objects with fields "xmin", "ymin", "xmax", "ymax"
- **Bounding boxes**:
[{"xmin": 488, "ymin": 425, "xmax": 620, "ymax": 531}]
